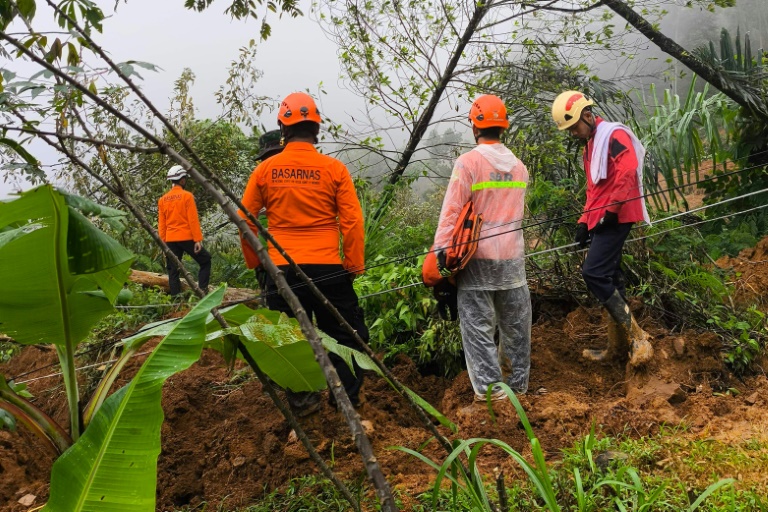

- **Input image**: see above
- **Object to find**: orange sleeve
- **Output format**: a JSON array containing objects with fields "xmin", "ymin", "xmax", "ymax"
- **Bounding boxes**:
[
  {"xmin": 238, "ymin": 167, "xmax": 265, "ymax": 269},
  {"xmin": 157, "ymin": 197, "xmax": 167, "ymax": 242},
  {"xmin": 335, "ymin": 163, "xmax": 365, "ymax": 274},
  {"xmin": 186, "ymin": 193, "xmax": 203, "ymax": 243}
]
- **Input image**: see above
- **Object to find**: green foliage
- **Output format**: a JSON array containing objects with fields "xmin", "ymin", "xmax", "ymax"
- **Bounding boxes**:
[
  {"xmin": 354, "ymin": 256, "xmax": 465, "ymax": 377},
  {"xmin": 0, "ymin": 339, "xmax": 20, "ymax": 363},
  {"xmin": 400, "ymin": 384, "xmax": 735, "ymax": 512},
  {"xmin": 43, "ymin": 287, "xmax": 225, "ymax": 512},
  {"xmin": 0, "ymin": 407, "xmax": 14, "ymax": 431},
  {"xmin": 634, "ymin": 224, "xmax": 766, "ymax": 374},
  {"xmin": 631, "ymin": 79, "xmax": 736, "ymax": 210},
  {"xmin": 232, "ymin": 475, "xmax": 370, "ymax": 512},
  {"xmin": 182, "ymin": 0, "xmax": 303, "ymax": 39},
  {"xmin": 84, "ymin": 282, "xmax": 176, "ymax": 347},
  {"xmin": 691, "ymin": 28, "xmax": 768, "ymax": 213},
  {"xmin": 701, "ymin": 218, "xmax": 763, "ymax": 261},
  {"xmin": 0, "ymin": 186, "xmax": 133, "ymax": 347},
  {"xmin": 0, "ymin": 185, "xmax": 134, "ymax": 439}
]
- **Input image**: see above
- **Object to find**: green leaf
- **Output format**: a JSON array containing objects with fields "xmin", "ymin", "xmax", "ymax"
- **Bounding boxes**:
[
  {"xmin": 62, "ymin": 190, "xmax": 129, "ymax": 236},
  {"xmin": 0, "ymin": 186, "xmax": 134, "ymax": 439},
  {"xmin": 126, "ymin": 60, "xmax": 160, "ymax": 72},
  {"xmin": 0, "ymin": 408, "xmax": 15, "ymax": 431},
  {"xmin": 16, "ymin": 0, "xmax": 35, "ymax": 20},
  {"xmin": 236, "ymin": 313, "xmax": 327, "ymax": 392},
  {"xmin": 43, "ymin": 286, "xmax": 225, "ymax": 511},
  {"xmin": 0, "ymin": 137, "xmax": 40, "ymax": 167},
  {"xmin": 0, "ymin": 186, "xmax": 133, "ymax": 346}
]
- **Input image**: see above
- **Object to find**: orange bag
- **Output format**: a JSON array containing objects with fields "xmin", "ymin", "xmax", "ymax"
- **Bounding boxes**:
[{"xmin": 422, "ymin": 201, "xmax": 483, "ymax": 287}]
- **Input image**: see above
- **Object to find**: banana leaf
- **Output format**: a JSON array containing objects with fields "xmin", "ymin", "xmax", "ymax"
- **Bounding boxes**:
[
  {"xmin": 85, "ymin": 303, "xmax": 255, "ymax": 425},
  {"xmin": 121, "ymin": 304, "xmax": 260, "ymax": 347},
  {"xmin": 0, "ymin": 185, "xmax": 134, "ymax": 346},
  {"xmin": 43, "ymin": 286, "xmax": 225, "ymax": 512},
  {"xmin": 0, "ymin": 185, "xmax": 134, "ymax": 439},
  {"xmin": 124, "ymin": 304, "xmax": 456, "ymax": 432}
]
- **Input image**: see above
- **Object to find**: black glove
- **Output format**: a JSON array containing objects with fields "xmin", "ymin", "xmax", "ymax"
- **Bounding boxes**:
[
  {"xmin": 574, "ymin": 222, "xmax": 589, "ymax": 248},
  {"xmin": 436, "ymin": 251, "xmax": 452, "ymax": 277},
  {"xmin": 433, "ymin": 280, "xmax": 458, "ymax": 321},
  {"xmin": 595, "ymin": 211, "xmax": 619, "ymax": 232}
]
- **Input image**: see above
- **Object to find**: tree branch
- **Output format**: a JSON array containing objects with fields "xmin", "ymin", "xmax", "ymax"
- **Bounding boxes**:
[
  {"xmin": 603, "ymin": 0, "xmax": 768, "ymax": 121},
  {"xmin": 0, "ymin": 124, "xmax": 159, "ymax": 153}
]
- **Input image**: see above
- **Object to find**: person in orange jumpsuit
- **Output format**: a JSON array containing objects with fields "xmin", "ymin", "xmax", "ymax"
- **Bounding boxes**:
[
  {"xmin": 552, "ymin": 90, "xmax": 653, "ymax": 367},
  {"xmin": 157, "ymin": 165, "xmax": 211, "ymax": 296},
  {"xmin": 239, "ymin": 92, "xmax": 367, "ymax": 416}
]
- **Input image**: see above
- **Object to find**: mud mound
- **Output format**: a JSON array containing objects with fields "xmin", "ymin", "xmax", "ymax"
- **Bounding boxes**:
[
  {"xmin": 2, "ymin": 301, "xmax": 768, "ymax": 511},
  {"xmin": 716, "ymin": 235, "xmax": 768, "ymax": 311}
]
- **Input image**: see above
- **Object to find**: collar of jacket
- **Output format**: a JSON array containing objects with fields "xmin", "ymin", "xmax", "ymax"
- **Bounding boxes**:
[{"xmin": 284, "ymin": 141, "xmax": 317, "ymax": 152}]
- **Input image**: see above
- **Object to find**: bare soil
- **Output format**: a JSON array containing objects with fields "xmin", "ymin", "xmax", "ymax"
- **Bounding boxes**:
[
  {"xmin": 717, "ymin": 235, "xmax": 768, "ymax": 313},
  {"xmin": 2, "ymin": 240, "xmax": 768, "ymax": 511}
]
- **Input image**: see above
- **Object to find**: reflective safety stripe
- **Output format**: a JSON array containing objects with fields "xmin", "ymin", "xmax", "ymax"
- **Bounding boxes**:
[{"xmin": 471, "ymin": 181, "xmax": 527, "ymax": 191}]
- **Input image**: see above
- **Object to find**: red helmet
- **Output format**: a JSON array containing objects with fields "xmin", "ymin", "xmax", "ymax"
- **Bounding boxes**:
[
  {"xmin": 468, "ymin": 95, "xmax": 509, "ymax": 129},
  {"xmin": 278, "ymin": 92, "xmax": 321, "ymax": 126}
]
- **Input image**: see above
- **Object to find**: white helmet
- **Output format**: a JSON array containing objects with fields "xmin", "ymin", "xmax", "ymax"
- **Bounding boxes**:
[{"xmin": 166, "ymin": 165, "xmax": 188, "ymax": 181}]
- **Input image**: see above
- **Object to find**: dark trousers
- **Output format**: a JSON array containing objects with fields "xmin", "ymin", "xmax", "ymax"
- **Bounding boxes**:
[
  {"xmin": 582, "ymin": 223, "xmax": 632, "ymax": 303},
  {"xmin": 166, "ymin": 241, "xmax": 212, "ymax": 296},
  {"xmin": 266, "ymin": 264, "xmax": 367, "ymax": 407}
]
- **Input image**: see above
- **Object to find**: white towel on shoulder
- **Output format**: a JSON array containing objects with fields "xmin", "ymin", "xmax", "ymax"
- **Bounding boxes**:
[{"xmin": 590, "ymin": 122, "xmax": 651, "ymax": 226}]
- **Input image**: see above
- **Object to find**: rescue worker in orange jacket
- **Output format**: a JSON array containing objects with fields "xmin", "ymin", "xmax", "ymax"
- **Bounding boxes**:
[
  {"xmin": 434, "ymin": 95, "xmax": 532, "ymax": 402},
  {"xmin": 158, "ymin": 165, "xmax": 211, "ymax": 296},
  {"xmin": 552, "ymin": 90, "xmax": 653, "ymax": 367},
  {"xmin": 239, "ymin": 92, "xmax": 367, "ymax": 416}
]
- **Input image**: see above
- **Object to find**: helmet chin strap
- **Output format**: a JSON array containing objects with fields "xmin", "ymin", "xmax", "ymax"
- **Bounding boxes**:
[{"xmin": 582, "ymin": 111, "xmax": 595, "ymax": 134}]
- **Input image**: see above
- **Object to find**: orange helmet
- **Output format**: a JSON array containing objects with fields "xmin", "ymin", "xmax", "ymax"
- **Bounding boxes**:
[
  {"xmin": 551, "ymin": 90, "xmax": 594, "ymax": 130},
  {"xmin": 277, "ymin": 92, "xmax": 321, "ymax": 126},
  {"xmin": 468, "ymin": 95, "xmax": 509, "ymax": 129}
]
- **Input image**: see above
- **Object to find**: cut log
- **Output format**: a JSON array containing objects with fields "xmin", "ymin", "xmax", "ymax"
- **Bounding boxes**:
[{"xmin": 128, "ymin": 269, "xmax": 261, "ymax": 305}]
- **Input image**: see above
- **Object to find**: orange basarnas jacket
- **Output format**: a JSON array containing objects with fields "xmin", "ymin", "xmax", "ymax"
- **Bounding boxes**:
[
  {"xmin": 239, "ymin": 141, "xmax": 364, "ymax": 273},
  {"xmin": 158, "ymin": 185, "xmax": 203, "ymax": 243}
]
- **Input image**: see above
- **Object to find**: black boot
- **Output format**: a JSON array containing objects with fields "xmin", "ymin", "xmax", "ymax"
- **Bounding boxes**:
[
  {"xmin": 601, "ymin": 290, "xmax": 653, "ymax": 367},
  {"xmin": 582, "ymin": 309, "xmax": 628, "ymax": 363}
]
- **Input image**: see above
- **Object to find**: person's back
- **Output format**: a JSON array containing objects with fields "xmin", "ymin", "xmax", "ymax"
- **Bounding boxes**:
[
  {"xmin": 437, "ymin": 143, "xmax": 528, "ymax": 290},
  {"xmin": 157, "ymin": 166, "xmax": 210, "ymax": 296},
  {"xmin": 239, "ymin": 92, "xmax": 367, "ymax": 416},
  {"xmin": 244, "ymin": 143, "xmax": 363, "ymax": 271},
  {"xmin": 158, "ymin": 186, "xmax": 200, "ymax": 243},
  {"xmin": 432, "ymin": 95, "xmax": 532, "ymax": 401}
]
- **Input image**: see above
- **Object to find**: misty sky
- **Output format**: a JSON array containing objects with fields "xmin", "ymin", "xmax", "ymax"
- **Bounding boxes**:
[
  {"xmin": 1, "ymin": 0, "xmax": 761, "ymax": 197},
  {"xmin": 1, "ymin": 0, "xmax": 354, "ymax": 197}
]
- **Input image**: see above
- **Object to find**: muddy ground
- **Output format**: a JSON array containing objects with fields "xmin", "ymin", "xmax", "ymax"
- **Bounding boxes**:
[{"xmin": 2, "ymin": 241, "xmax": 768, "ymax": 511}]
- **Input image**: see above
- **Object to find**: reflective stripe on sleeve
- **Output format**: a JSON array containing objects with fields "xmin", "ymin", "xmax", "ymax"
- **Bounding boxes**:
[{"xmin": 471, "ymin": 181, "xmax": 527, "ymax": 191}]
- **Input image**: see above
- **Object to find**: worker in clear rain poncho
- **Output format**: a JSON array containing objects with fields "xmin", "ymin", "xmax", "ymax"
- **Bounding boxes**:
[{"xmin": 433, "ymin": 94, "xmax": 532, "ymax": 402}]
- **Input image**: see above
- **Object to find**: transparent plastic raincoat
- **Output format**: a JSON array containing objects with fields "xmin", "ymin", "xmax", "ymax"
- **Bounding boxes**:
[
  {"xmin": 434, "ymin": 143, "xmax": 528, "ymax": 291},
  {"xmin": 434, "ymin": 142, "xmax": 531, "ymax": 395}
]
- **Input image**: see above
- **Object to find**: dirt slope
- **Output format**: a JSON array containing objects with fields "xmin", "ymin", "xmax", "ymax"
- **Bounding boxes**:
[
  {"xmin": 3, "ymin": 237, "xmax": 768, "ymax": 511},
  {"xmin": 717, "ymin": 235, "xmax": 768, "ymax": 312}
]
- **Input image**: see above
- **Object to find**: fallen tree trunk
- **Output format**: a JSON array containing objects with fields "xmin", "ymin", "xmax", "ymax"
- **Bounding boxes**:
[{"xmin": 128, "ymin": 270, "xmax": 260, "ymax": 305}]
